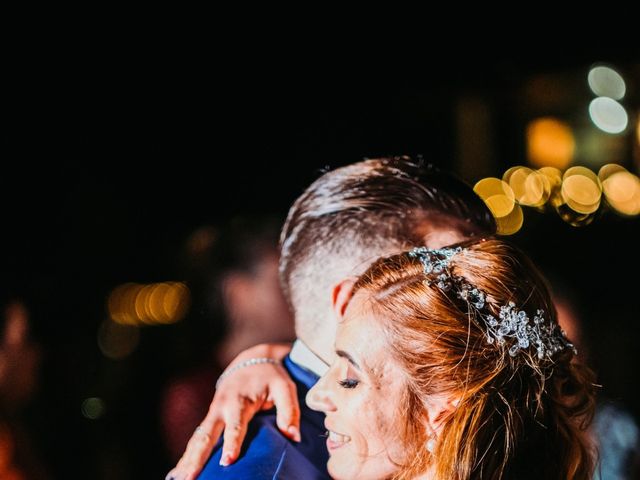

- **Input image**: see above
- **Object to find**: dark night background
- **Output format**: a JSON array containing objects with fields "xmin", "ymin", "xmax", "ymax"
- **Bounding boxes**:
[{"xmin": 2, "ymin": 48, "xmax": 639, "ymax": 479}]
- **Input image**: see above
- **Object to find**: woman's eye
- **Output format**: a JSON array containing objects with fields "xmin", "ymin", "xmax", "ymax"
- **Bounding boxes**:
[{"xmin": 338, "ymin": 378, "xmax": 360, "ymax": 389}]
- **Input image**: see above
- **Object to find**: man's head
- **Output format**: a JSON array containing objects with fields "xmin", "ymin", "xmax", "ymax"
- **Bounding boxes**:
[{"xmin": 278, "ymin": 156, "xmax": 495, "ymax": 362}]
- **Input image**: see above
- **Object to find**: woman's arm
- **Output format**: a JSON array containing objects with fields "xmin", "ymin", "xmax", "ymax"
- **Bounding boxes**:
[{"xmin": 165, "ymin": 342, "xmax": 298, "ymax": 480}]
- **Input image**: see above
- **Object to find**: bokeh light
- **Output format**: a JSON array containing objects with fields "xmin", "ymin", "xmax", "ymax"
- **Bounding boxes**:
[
  {"xmin": 474, "ymin": 178, "xmax": 522, "ymax": 235},
  {"xmin": 81, "ymin": 397, "xmax": 106, "ymax": 420},
  {"xmin": 598, "ymin": 163, "xmax": 628, "ymax": 183},
  {"xmin": 473, "ymin": 178, "xmax": 515, "ymax": 207},
  {"xmin": 589, "ymin": 97, "xmax": 628, "ymax": 134},
  {"xmin": 98, "ymin": 320, "xmax": 140, "ymax": 359},
  {"xmin": 562, "ymin": 167, "xmax": 602, "ymax": 214},
  {"xmin": 526, "ymin": 118, "xmax": 575, "ymax": 169},
  {"xmin": 491, "ymin": 202, "xmax": 524, "ymax": 235},
  {"xmin": 538, "ymin": 166, "xmax": 564, "ymax": 208},
  {"xmin": 162, "ymin": 282, "xmax": 190, "ymax": 325},
  {"xmin": 147, "ymin": 282, "xmax": 172, "ymax": 323},
  {"xmin": 503, "ymin": 166, "xmax": 549, "ymax": 207},
  {"xmin": 475, "ymin": 161, "xmax": 638, "ymax": 232},
  {"xmin": 602, "ymin": 170, "xmax": 640, "ymax": 216},
  {"xmin": 587, "ymin": 65, "xmax": 626, "ymax": 100},
  {"xmin": 107, "ymin": 282, "xmax": 191, "ymax": 326}
]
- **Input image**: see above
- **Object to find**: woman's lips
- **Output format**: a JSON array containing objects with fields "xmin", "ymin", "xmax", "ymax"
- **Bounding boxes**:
[{"xmin": 326, "ymin": 429, "xmax": 352, "ymax": 450}]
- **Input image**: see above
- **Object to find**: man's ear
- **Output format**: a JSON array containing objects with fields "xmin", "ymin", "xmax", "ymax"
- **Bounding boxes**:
[{"xmin": 331, "ymin": 277, "xmax": 357, "ymax": 322}]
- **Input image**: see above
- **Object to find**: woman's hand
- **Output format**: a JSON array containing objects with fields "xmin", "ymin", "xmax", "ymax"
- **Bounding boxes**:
[{"xmin": 165, "ymin": 342, "xmax": 298, "ymax": 480}]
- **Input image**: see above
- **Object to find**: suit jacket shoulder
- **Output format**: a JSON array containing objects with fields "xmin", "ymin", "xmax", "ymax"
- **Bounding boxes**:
[{"xmin": 197, "ymin": 355, "xmax": 330, "ymax": 479}]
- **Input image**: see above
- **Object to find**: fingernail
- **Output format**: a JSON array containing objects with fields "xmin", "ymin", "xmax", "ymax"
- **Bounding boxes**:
[
  {"xmin": 219, "ymin": 453, "xmax": 231, "ymax": 466},
  {"xmin": 288, "ymin": 425, "xmax": 301, "ymax": 442}
]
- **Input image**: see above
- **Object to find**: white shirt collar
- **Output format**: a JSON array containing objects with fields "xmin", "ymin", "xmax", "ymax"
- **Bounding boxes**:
[{"xmin": 289, "ymin": 339, "xmax": 329, "ymax": 377}]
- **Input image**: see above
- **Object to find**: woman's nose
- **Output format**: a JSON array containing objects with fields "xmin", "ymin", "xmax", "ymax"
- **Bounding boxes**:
[{"xmin": 306, "ymin": 375, "xmax": 337, "ymax": 413}]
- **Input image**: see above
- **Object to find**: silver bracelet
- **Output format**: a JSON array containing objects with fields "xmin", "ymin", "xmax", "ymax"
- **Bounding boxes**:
[{"xmin": 215, "ymin": 357, "xmax": 280, "ymax": 389}]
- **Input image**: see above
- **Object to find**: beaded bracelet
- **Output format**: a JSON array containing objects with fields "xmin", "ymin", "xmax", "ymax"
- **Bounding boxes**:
[{"xmin": 215, "ymin": 357, "xmax": 280, "ymax": 388}]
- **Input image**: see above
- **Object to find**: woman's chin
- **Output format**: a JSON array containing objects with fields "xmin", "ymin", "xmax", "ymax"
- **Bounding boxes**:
[
  {"xmin": 328, "ymin": 458, "xmax": 394, "ymax": 480},
  {"xmin": 327, "ymin": 458, "xmax": 353, "ymax": 480}
]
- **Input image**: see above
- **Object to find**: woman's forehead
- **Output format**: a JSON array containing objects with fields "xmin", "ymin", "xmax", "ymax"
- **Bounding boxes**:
[{"xmin": 338, "ymin": 294, "xmax": 401, "ymax": 380}]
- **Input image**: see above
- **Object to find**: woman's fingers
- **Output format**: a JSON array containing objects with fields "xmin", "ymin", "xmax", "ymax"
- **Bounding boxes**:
[
  {"xmin": 219, "ymin": 396, "xmax": 263, "ymax": 465},
  {"xmin": 270, "ymin": 375, "xmax": 301, "ymax": 442},
  {"xmin": 165, "ymin": 413, "xmax": 224, "ymax": 480}
]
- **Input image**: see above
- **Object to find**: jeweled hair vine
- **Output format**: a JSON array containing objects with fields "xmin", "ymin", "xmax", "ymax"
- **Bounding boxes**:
[{"xmin": 407, "ymin": 246, "xmax": 576, "ymax": 362}]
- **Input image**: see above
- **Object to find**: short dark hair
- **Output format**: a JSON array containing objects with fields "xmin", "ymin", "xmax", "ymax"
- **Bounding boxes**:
[{"xmin": 279, "ymin": 156, "xmax": 495, "ymax": 336}]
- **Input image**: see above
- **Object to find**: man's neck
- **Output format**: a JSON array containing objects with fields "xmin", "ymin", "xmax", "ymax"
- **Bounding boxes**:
[{"xmin": 289, "ymin": 339, "xmax": 329, "ymax": 377}]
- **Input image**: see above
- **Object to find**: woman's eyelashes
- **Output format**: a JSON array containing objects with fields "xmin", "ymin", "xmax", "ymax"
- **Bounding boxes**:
[{"xmin": 338, "ymin": 378, "xmax": 360, "ymax": 389}]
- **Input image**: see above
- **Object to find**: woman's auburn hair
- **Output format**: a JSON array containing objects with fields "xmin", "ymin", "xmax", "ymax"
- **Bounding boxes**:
[{"xmin": 353, "ymin": 239, "xmax": 597, "ymax": 480}]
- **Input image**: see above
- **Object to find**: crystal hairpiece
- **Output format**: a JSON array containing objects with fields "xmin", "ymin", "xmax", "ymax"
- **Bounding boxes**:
[{"xmin": 408, "ymin": 247, "xmax": 575, "ymax": 360}]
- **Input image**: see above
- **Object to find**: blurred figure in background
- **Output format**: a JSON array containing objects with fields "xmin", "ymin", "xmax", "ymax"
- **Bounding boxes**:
[
  {"xmin": 554, "ymin": 286, "xmax": 640, "ymax": 480},
  {"xmin": 160, "ymin": 215, "xmax": 295, "ymax": 463},
  {"xmin": 0, "ymin": 294, "xmax": 49, "ymax": 479}
]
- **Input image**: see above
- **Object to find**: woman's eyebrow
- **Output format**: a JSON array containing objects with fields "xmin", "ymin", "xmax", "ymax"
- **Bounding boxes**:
[{"xmin": 336, "ymin": 349, "xmax": 361, "ymax": 371}]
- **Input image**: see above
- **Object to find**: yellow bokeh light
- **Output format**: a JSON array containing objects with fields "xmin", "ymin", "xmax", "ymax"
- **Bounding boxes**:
[
  {"xmin": 107, "ymin": 284, "xmax": 129, "ymax": 324},
  {"xmin": 523, "ymin": 171, "xmax": 548, "ymax": 207},
  {"xmin": 538, "ymin": 167, "xmax": 564, "ymax": 208},
  {"xmin": 502, "ymin": 166, "xmax": 523, "ymax": 185},
  {"xmin": 538, "ymin": 167, "xmax": 563, "ymax": 187},
  {"xmin": 603, "ymin": 171, "xmax": 636, "ymax": 203},
  {"xmin": 562, "ymin": 175, "xmax": 602, "ymax": 214},
  {"xmin": 503, "ymin": 166, "xmax": 528, "ymax": 199},
  {"xmin": 108, "ymin": 283, "xmax": 144, "ymax": 325},
  {"xmin": 162, "ymin": 282, "xmax": 191, "ymax": 324},
  {"xmin": 562, "ymin": 175, "xmax": 601, "ymax": 209},
  {"xmin": 474, "ymin": 178, "xmax": 515, "ymax": 202},
  {"xmin": 562, "ymin": 167, "xmax": 602, "ymax": 214},
  {"xmin": 526, "ymin": 118, "xmax": 575, "ymax": 169},
  {"xmin": 492, "ymin": 161, "xmax": 636, "ymax": 225},
  {"xmin": 147, "ymin": 282, "xmax": 172, "ymax": 323},
  {"xmin": 485, "ymin": 194, "xmax": 515, "ymax": 218},
  {"xmin": 603, "ymin": 171, "xmax": 640, "ymax": 216},
  {"xmin": 564, "ymin": 166, "xmax": 600, "ymax": 184},
  {"xmin": 598, "ymin": 163, "xmax": 628, "ymax": 183},
  {"xmin": 124, "ymin": 284, "xmax": 146, "ymax": 324},
  {"xmin": 474, "ymin": 177, "xmax": 522, "ymax": 234},
  {"xmin": 107, "ymin": 281, "xmax": 191, "ymax": 326},
  {"xmin": 504, "ymin": 166, "xmax": 548, "ymax": 207},
  {"xmin": 493, "ymin": 202, "xmax": 524, "ymax": 235},
  {"xmin": 134, "ymin": 284, "xmax": 156, "ymax": 324}
]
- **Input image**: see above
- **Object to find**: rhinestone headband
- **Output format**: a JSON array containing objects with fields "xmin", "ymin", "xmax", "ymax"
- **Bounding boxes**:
[{"xmin": 408, "ymin": 247, "xmax": 575, "ymax": 360}]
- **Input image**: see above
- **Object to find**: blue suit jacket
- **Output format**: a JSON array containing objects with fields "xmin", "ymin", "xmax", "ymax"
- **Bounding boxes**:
[{"xmin": 197, "ymin": 354, "xmax": 330, "ymax": 479}]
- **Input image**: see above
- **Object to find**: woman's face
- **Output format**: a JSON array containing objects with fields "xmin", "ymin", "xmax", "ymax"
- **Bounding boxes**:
[{"xmin": 306, "ymin": 290, "xmax": 408, "ymax": 480}]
